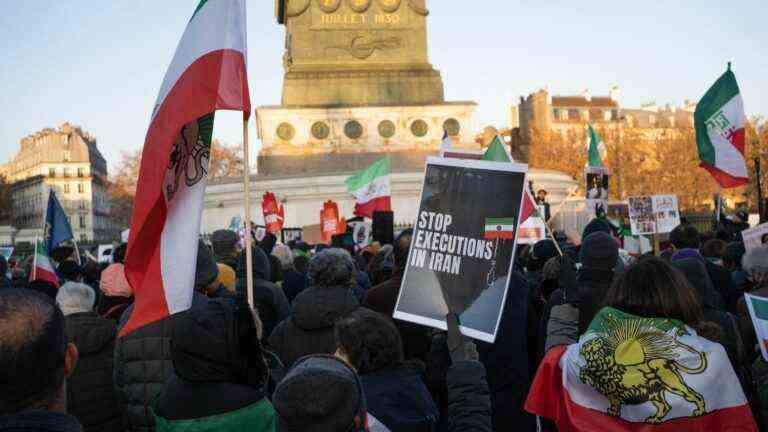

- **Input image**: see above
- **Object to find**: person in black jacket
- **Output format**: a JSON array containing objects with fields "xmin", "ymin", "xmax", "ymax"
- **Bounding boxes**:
[
  {"xmin": 236, "ymin": 246, "xmax": 290, "ymax": 341},
  {"xmin": 334, "ymin": 309, "xmax": 438, "ymax": 431},
  {"xmin": 57, "ymin": 282, "xmax": 123, "ymax": 432},
  {"xmin": 269, "ymin": 248, "xmax": 360, "ymax": 367},
  {"xmin": 670, "ymin": 224, "xmax": 731, "ymax": 308},
  {"xmin": 0, "ymin": 256, "xmax": 10, "ymax": 290},
  {"xmin": 272, "ymin": 244, "xmax": 307, "ymax": 304},
  {"xmin": 211, "ymin": 229, "xmax": 241, "ymax": 272},
  {"xmin": 0, "ymin": 289, "xmax": 82, "ymax": 432}
]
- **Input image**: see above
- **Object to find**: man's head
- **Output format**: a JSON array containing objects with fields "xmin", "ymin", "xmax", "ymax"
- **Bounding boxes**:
[
  {"xmin": 537, "ymin": 189, "xmax": 548, "ymax": 201},
  {"xmin": 195, "ymin": 240, "xmax": 219, "ymax": 294},
  {"xmin": 308, "ymin": 248, "xmax": 356, "ymax": 288},
  {"xmin": 743, "ymin": 246, "xmax": 768, "ymax": 284},
  {"xmin": 669, "ymin": 224, "xmax": 701, "ymax": 250},
  {"xmin": 580, "ymin": 232, "xmax": 619, "ymax": 272},
  {"xmin": 112, "ymin": 243, "xmax": 128, "ymax": 264},
  {"xmin": 393, "ymin": 229, "xmax": 413, "ymax": 271},
  {"xmin": 58, "ymin": 261, "xmax": 82, "ymax": 283},
  {"xmin": 0, "ymin": 289, "xmax": 78, "ymax": 414},
  {"xmin": 55, "ymin": 282, "xmax": 96, "ymax": 316},
  {"xmin": 211, "ymin": 229, "xmax": 240, "ymax": 260}
]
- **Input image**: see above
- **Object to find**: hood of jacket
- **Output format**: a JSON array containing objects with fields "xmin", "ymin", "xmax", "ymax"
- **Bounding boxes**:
[
  {"xmin": 673, "ymin": 258, "xmax": 719, "ymax": 309},
  {"xmin": 292, "ymin": 286, "xmax": 359, "ymax": 331},
  {"xmin": 237, "ymin": 246, "xmax": 271, "ymax": 282},
  {"xmin": 361, "ymin": 366, "xmax": 438, "ymax": 430},
  {"xmin": 64, "ymin": 312, "xmax": 117, "ymax": 356}
]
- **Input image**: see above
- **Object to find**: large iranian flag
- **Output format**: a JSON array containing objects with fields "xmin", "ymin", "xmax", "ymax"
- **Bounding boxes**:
[
  {"xmin": 346, "ymin": 157, "xmax": 392, "ymax": 218},
  {"xmin": 587, "ymin": 124, "xmax": 606, "ymax": 167},
  {"xmin": 121, "ymin": 0, "xmax": 250, "ymax": 336},
  {"xmin": 694, "ymin": 66, "xmax": 748, "ymax": 188},
  {"xmin": 30, "ymin": 238, "xmax": 59, "ymax": 288},
  {"xmin": 526, "ymin": 307, "xmax": 757, "ymax": 431}
]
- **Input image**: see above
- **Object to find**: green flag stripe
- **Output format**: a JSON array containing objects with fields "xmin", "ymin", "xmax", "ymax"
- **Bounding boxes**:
[
  {"xmin": 482, "ymin": 136, "xmax": 511, "ymax": 162},
  {"xmin": 346, "ymin": 157, "xmax": 390, "ymax": 191},
  {"xmin": 486, "ymin": 217, "xmax": 515, "ymax": 225},
  {"xmin": 751, "ymin": 297, "xmax": 768, "ymax": 321},
  {"xmin": 587, "ymin": 125, "xmax": 604, "ymax": 167},
  {"xmin": 694, "ymin": 70, "xmax": 740, "ymax": 166},
  {"xmin": 587, "ymin": 306, "xmax": 683, "ymax": 334},
  {"xmin": 190, "ymin": 0, "xmax": 211, "ymax": 22}
]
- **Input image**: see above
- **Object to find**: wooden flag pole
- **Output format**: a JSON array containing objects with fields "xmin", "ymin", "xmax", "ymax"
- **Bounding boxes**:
[{"xmin": 242, "ymin": 119, "xmax": 254, "ymax": 308}]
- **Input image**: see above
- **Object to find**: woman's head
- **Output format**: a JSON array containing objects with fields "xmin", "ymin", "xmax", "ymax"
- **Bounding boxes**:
[
  {"xmin": 743, "ymin": 245, "xmax": 768, "ymax": 284},
  {"xmin": 334, "ymin": 309, "xmax": 403, "ymax": 374},
  {"xmin": 604, "ymin": 257, "xmax": 704, "ymax": 326},
  {"xmin": 308, "ymin": 248, "xmax": 356, "ymax": 288},
  {"xmin": 272, "ymin": 244, "xmax": 294, "ymax": 270}
]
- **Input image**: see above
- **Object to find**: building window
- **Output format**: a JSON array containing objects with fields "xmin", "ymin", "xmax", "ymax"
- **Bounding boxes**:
[
  {"xmin": 63, "ymin": 151, "xmax": 71, "ymax": 162},
  {"xmin": 63, "ymin": 168, "xmax": 70, "ymax": 178},
  {"xmin": 604, "ymin": 110, "xmax": 612, "ymax": 121},
  {"xmin": 77, "ymin": 183, "xmax": 84, "ymax": 194},
  {"xmin": 64, "ymin": 184, "xmax": 70, "ymax": 194},
  {"xmin": 79, "ymin": 215, "xmax": 86, "ymax": 229},
  {"xmin": 649, "ymin": 115, "xmax": 657, "ymax": 125},
  {"xmin": 49, "ymin": 168, "xmax": 56, "ymax": 178},
  {"xmin": 77, "ymin": 168, "xmax": 84, "ymax": 177}
]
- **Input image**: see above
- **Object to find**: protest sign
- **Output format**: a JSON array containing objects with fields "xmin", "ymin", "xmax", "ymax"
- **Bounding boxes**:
[
  {"xmin": 585, "ymin": 166, "xmax": 610, "ymax": 215},
  {"xmin": 745, "ymin": 293, "xmax": 768, "ymax": 362},
  {"xmin": 394, "ymin": 157, "xmax": 528, "ymax": 343},
  {"xmin": 628, "ymin": 194, "xmax": 680, "ymax": 235},
  {"xmin": 742, "ymin": 223, "xmax": 768, "ymax": 251},
  {"xmin": 0, "ymin": 247, "xmax": 13, "ymax": 260}
]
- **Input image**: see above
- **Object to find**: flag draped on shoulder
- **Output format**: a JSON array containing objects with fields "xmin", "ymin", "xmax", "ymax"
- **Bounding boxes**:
[
  {"xmin": 30, "ymin": 239, "xmax": 59, "ymax": 288},
  {"xmin": 525, "ymin": 307, "xmax": 757, "ymax": 431},
  {"xmin": 121, "ymin": 0, "xmax": 251, "ymax": 337},
  {"xmin": 695, "ymin": 65, "xmax": 748, "ymax": 188},
  {"xmin": 587, "ymin": 124, "xmax": 606, "ymax": 168},
  {"xmin": 346, "ymin": 157, "xmax": 391, "ymax": 218},
  {"xmin": 44, "ymin": 190, "xmax": 74, "ymax": 254}
]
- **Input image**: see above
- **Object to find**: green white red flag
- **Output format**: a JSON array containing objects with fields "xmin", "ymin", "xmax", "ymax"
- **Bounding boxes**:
[
  {"xmin": 484, "ymin": 217, "xmax": 516, "ymax": 240},
  {"xmin": 346, "ymin": 157, "xmax": 392, "ymax": 218},
  {"xmin": 694, "ymin": 65, "xmax": 748, "ymax": 188},
  {"xmin": 121, "ymin": 0, "xmax": 250, "ymax": 336},
  {"xmin": 587, "ymin": 124, "xmax": 607, "ymax": 167},
  {"xmin": 526, "ymin": 307, "xmax": 757, "ymax": 431},
  {"xmin": 30, "ymin": 238, "xmax": 59, "ymax": 288},
  {"xmin": 481, "ymin": 138, "xmax": 537, "ymax": 224}
]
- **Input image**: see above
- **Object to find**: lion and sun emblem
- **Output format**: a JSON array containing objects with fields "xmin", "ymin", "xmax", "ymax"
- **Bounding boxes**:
[{"xmin": 578, "ymin": 314, "xmax": 708, "ymax": 424}]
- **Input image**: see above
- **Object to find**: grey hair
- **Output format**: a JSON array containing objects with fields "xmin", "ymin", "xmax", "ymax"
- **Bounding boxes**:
[
  {"xmin": 308, "ymin": 248, "xmax": 356, "ymax": 288},
  {"xmin": 272, "ymin": 244, "xmax": 294, "ymax": 269},
  {"xmin": 56, "ymin": 282, "xmax": 96, "ymax": 316},
  {"xmin": 743, "ymin": 246, "xmax": 768, "ymax": 278}
]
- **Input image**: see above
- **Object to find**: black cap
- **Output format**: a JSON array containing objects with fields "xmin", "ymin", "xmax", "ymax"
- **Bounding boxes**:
[{"xmin": 580, "ymin": 232, "xmax": 619, "ymax": 271}]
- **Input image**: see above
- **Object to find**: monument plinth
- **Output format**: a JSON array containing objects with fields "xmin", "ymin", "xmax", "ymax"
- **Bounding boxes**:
[{"xmin": 257, "ymin": 0, "xmax": 477, "ymax": 173}]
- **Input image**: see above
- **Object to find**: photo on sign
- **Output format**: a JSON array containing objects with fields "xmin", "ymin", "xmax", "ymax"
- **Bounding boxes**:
[
  {"xmin": 742, "ymin": 223, "xmax": 768, "ymax": 252},
  {"xmin": 394, "ymin": 157, "xmax": 528, "ymax": 343},
  {"xmin": 628, "ymin": 196, "xmax": 655, "ymax": 235}
]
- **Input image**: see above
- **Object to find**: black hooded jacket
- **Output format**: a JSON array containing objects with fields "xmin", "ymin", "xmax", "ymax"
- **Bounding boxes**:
[
  {"xmin": 268, "ymin": 285, "xmax": 360, "ymax": 367},
  {"xmin": 236, "ymin": 247, "xmax": 290, "ymax": 340},
  {"xmin": 64, "ymin": 312, "xmax": 123, "ymax": 432}
]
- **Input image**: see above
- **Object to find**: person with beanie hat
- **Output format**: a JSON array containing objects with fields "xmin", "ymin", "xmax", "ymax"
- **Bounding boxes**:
[
  {"xmin": 581, "ymin": 218, "xmax": 613, "ymax": 240},
  {"xmin": 211, "ymin": 229, "xmax": 241, "ymax": 271},
  {"xmin": 153, "ymin": 298, "xmax": 276, "ymax": 431},
  {"xmin": 669, "ymin": 223, "xmax": 730, "ymax": 310}
]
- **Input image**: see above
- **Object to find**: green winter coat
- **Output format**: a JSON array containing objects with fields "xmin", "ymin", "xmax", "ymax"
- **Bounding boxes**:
[{"xmin": 154, "ymin": 398, "xmax": 276, "ymax": 432}]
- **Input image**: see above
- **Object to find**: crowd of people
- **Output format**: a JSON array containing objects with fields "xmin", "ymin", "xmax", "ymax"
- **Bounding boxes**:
[{"xmin": 0, "ymin": 215, "xmax": 767, "ymax": 431}]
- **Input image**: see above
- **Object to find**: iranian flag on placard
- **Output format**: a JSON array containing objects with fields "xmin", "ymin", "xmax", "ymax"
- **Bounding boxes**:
[
  {"xmin": 121, "ymin": 0, "xmax": 250, "ymax": 336},
  {"xmin": 30, "ymin": 238, "xmax": 59, "ymax": 288},
  {"xmin": 694, "ymin": 66, "xmax": 748, "ymax": 188},
  {"xmin": 745, "ymin": 293, "xmax": 768, "ymax": 362},
  {"xmin": 482, "ymin": 138, "xmax": 537, "ymax": 224},
  {"xmin": 346, "ymin": 157, "xmax": 392, "ymax": 218},
  {"xmin": 484, "ymin": 217, "xmax": 516, "ymax": 240},
  {"xmin": 526, "ymin": 307, "xmax": 758, "ymax": 431}
]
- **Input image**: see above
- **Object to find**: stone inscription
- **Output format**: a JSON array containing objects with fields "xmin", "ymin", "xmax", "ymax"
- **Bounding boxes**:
[{"xmin": 319, "ymin": 13, "xmax": 401, "ymax": 26}]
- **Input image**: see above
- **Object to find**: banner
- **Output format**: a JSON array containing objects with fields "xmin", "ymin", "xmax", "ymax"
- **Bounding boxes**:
[
  {"xmin": 320, "ymin": 200, "xmax": 346, "ymax": 244},
  {"xmin": 628, "ymin": 195, "xmax": 680, "ymax": 235},
  {"xmin": 585, "ymin": 166, "xmax": 610, "ymax": 215},
  {"xmin": 262, "ymin": 192, "xmax": 285, "ymax": 234},
  {"xmin": 745, "ymin": 293, "xmax": 768, "ymax": 362},
  {"xmin": 351, "ymin": 221, "xmax": 373, "ymax": 250},
  {"xmin": 394, "ymin": 157, "xmax": 528, "ymax": 343},
  {"xmin": 742, "ymin": 223, "xmax": 768, "ymax": 251}
]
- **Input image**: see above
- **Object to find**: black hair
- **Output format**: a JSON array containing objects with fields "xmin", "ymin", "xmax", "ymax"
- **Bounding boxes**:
[
  {"xmin": 27, "ymin": 280, "xmax": 59, "ymax": 300},
  {"xmin": 58, "ymin": 260, "xmax": 81, "ymax": 281},
  {"xmin": 393, "ymin": 229, "xmax": 413, "ymax": 270},
  {"xmin": 0, "ymin": 256, "xmax": 7, "ymax": 277},
  {"xmin": 293, "ymin": 255, "xmax": 310, "ymax": 275},
  {"xmin": 334, "ymin": 309, "xmax": 403, "ymax": 374},
  {"xmin": 113, "ymin": 243, "xmax": 128, "ymax": 264},
  {"xmin": 669, "ymin": 224, "xmax": 701, "ymax": 250},
  {"xmin": 0, "ymin": 289, "xmax": 67, "ymax": 414}
]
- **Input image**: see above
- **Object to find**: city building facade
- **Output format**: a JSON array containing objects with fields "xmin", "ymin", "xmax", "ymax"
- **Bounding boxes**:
[{"xmin": 0, "ymin": 123, "xmax": 116, "ymax": 243}]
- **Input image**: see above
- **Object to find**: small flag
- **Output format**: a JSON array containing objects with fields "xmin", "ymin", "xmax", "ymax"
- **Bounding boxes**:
[
  {"xmin": 44, "ymin": 190, "xmax": 74, "ymax": 254},
  {"xmin": 695, "ymin": 64, "xmax": 748, "ymax": 188},
  {"xmin": 30, "ymin": 239, "xmax": 59, "ymax": 288},
  {"xmin": 484, "ymin": 217, "xmax": 516, "ymax": 240},
  {"xmin": 122, "ymin": 0, "xmax": 251, "ymax": 337},
  {"xmin": 745, "ymin": 293, "xmax": 768, "ymax": 362},
  {"xmin": 586, "ymin": 124, "xmax": 606, "ymax": 167},
  {"xmin": 262, "ymin": 192, "xmax": 285, "ymax": 234},
  {"xmin": 482, "ymin": 135, "xmax": 512, "ymax": 163},
  {"xmin": 346, "ymin": 157, "xmax": 391, "ymax": 218}
]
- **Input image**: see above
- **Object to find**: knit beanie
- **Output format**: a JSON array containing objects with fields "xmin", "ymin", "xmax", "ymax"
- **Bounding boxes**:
[
  {"xmin": 211, "ymin": 230, "xmax": 239, "ymax": 259},
  {"xmin": 582, "ymin": 218, "xmax": 612, "ymax": 240},
  {"xmin": 580, "ymin": 232, "xmax": 619, "ymax": 271},
  {"xmin": 274, "ymin": 355, "xmax": 367, "ymax": 432},
  {"xmin": 195, "ymin": 240, "xmax": 219, "ymax": 291},
  {"xmin": 216, "ymin": 263, "xmax": 236, "ymax": 293},
  {"xmin": 100, "ymin": 263, "xmax": 133, "ymax": 297}
]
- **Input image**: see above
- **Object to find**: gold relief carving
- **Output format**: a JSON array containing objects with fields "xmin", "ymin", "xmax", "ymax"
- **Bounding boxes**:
[
  {"xmin": 276, "ymin": 122, "xmax": 296, "ymax": 141},
  {"xmin": 347, "ymin": 0, "xmax": 371, "ymax": 13},
  {"xmin": 377, "ymin": 0, "xmax": 401, "ymax": 13},
  {"xmin": 443, "ymin": 118, "xmax": 460, "ymax": 136},
  {"xmin": 406, "ymin": 0, "xmax": 428, "ymax": 16},
  {"xmin": 378, "ymin": 120, "xmax": 396, "ymax": 138},
  {"xmin": 286, "ymin": 0, "xmax": 311, "ymax": 16},
  {"xmin": 311, "ymin": 121, "xmax": 330, "ymax": 139},
  {"xmin": 317, "ymin": 0, "xmax": 341, "ymax": 13},
  {"xmin": 344, "ymin": 120, "xmax": 364, "ymax": 139},
  {"xmin": 410, "ymin": 119, "xmax": 428, "ymax": 137},
  {"xmin": 329, "ymin": 34, "xmax": 401, "ymax": 59}
]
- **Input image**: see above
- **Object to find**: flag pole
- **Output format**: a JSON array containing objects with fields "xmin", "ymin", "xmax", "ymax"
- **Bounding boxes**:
[{"xmin": 242, "ymin": 118, "xmax": 255, "ymax": 309}]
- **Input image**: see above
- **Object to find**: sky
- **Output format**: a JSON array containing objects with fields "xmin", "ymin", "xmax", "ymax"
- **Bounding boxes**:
[{"xmin": 1, "ymin": 0, "xmax": 766, "ymax": 171}]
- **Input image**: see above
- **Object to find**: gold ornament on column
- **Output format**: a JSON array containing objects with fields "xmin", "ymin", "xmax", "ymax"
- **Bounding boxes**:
[{"xmin": 348, "ymin": 0, "xmax": 371, "ymax": 13}]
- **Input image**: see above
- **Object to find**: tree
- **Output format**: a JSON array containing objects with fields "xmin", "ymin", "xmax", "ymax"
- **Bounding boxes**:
[
  {"xmin": 209, "ymin": 140, "xmax": 244, "ymax": 180},
  {"xmin": 107, "ymin": 150, "xmax": 142, "ymax": 230}
]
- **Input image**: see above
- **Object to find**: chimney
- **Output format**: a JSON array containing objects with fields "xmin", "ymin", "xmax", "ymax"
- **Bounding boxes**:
[
  {"xmin": 609, "ymin": 85, "xmax": 620, "ymax": 103},
  {"xmin": 582, "ymin": 88, "xmax": 592, "ymax": 102}
]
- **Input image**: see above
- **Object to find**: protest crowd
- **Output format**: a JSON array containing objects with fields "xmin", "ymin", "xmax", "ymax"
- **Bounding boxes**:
[{"xmin": 0, "ymin": 211, "xmax": 767, "ymax": 432}]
